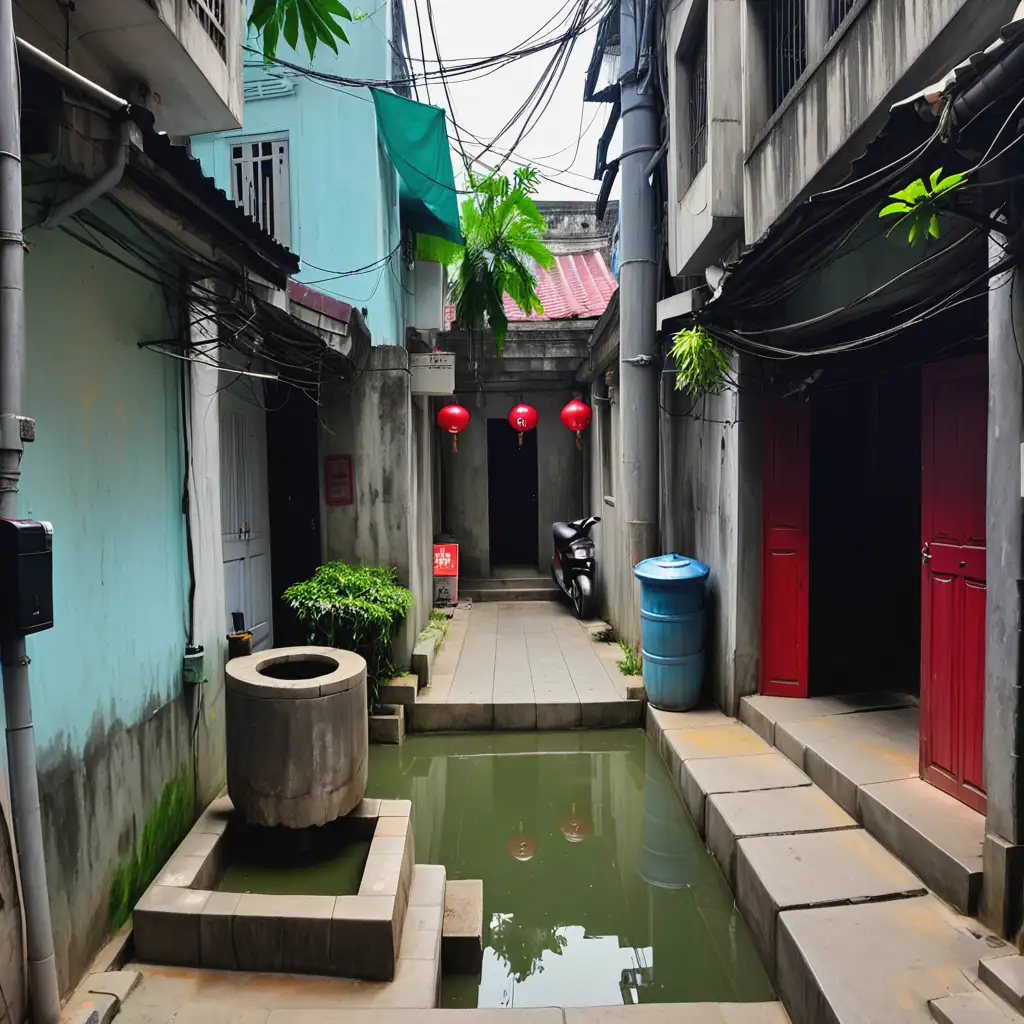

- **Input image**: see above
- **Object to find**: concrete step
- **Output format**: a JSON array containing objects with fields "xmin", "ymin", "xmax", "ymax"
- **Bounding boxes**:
[
  {"xmin": 858, "ymin": 776, "xmax": 984, "ymax": 914},
  {"xmin": 930, "ymin": 990, "xmax": 1024, "ymax": 1023},
  {"xmin": 981, "ymin": 956, "xmax": 1024, "ymax": 1015},
  {"xmin": 442, "ymin": 879, "xmax": 483, "ymax": 974},
  {"xmin": 460, "ymin": 582, "xmax": 561, "ymax": 602}
]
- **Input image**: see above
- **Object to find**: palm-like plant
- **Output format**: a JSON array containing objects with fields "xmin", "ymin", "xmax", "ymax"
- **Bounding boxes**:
[{"xmin": 449, "ymin": 166, "xmax": 555, "ymax": 356}]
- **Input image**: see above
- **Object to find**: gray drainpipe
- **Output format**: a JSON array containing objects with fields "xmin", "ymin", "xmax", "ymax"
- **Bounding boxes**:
[
  {"xmin": 1, "ymin": 30, "xmax": 130, "ymax": 1024},
  {"xmin": 618, "ymin": 0, "xmax": 660, "ymax": 575},
  {"xmin": 0, "ymin": 14, "xmax": 62, "ymax": 1024},
  {"xmin": 44, "ymin": 119, "xmax": 132, "ymax": 229}
]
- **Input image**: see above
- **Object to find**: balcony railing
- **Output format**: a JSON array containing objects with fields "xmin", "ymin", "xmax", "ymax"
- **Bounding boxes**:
[
  {"xmin": 687, "ymin": 29, "xmax": 708, "ymax": 187},
  {"xmin": 768, "ymin": 0, "xmax": 806, "ymax": 113},
  {"xmin": 828, "ymin": 0, "xmax": 859, "ymax": 36},
  {"xmin": 187, "ymin": 0, "xmax": 227, "ymax": 60}
]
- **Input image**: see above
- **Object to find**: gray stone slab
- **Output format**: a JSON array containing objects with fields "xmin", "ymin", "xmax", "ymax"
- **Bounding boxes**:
[
  {"xmin": 537, "ymin": 702, "xmax": 583, "ymax": 730},
  {"xmin": 155, "ymin": 853, "xmax": 216, "ymax": 890},
  {"xmin": 929, "ymin": 992, "xmax": 1020, "ymax": 1024},
  {"xmin": 859, "ymin": 777, "xmax": 984, "ymax": 914},
  {"xmin": 369, "ymin": 705, "xmax": 405, "ymax": 745},
  {"xmin": 981, "ymin": 956, "xmax": 1024, "ymax": 1014},
  {"xmin": 775, "ymin": 708, "xmax": 920, "ymax": 817},
  {"xmin": 70, "ymin": 993, "xmax": 118, "ymax": 1024},
  {"xmin": 707, "ymin": 786, "xmax": 857, "ymax": 884},
  {"xmin": 679, "ymin": 752, "xmax": 812, "ymax": 835},
  {"xmin": 739, "ymin": 693, "xmax": 915, "ymax": 745},
  {"xmin": 494, "ymin": 702, "xmax": 538, "ymax": 730},
  {"xmin": 408, "ymin": 702, "xmax": 495, "ymax": 732},
  {"xmin": 409, "ymin": 864, "xmax": 446, "ymax": 907},
  {"xmin": 442, "ymin": 879, "xmax": 483, "ymax": 974},
  {"xmin": 133, "ymin": 885, "xmax": 209, "ymax": 966},
  {"xmin": 777, "ymin": 895, "xmax": 1015, "ymax": 1024},
  {"xmin": 411, "ymin": 639, "xmax": 435, "ymax": 688},
  {"xmin": 580, "ymin": 700, "xmax": 643, "ymax": 728},
  {"xmin": 85, "ymin": 971, "xmax": 141, "ymax": 1003},
  {"xmin": 199, "ymin": 891, "xmax": 241, "ymax": 971},
  {"xmin": 564, "ymin": 1006, "xmax": 791, "ymax": 1023},
  {"xmin": 232, "ymin": 894, "xmax": 334, "ymax": 975},
  {"xmin": 332, "ymin": 895, "xmax": 397, "ymax": 981},
  {"xmin": 377, "ymin": 677, "xmax": 418, "ymax": 706},
  {"xmin": 736, "ymin": 829, "xmax": 926, "ymax": 978}
]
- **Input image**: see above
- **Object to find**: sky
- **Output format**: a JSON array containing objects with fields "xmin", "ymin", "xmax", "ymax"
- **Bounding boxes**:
[{"xmin": 401, "ymin": 0, "xmax": 614, "ymax": 201}]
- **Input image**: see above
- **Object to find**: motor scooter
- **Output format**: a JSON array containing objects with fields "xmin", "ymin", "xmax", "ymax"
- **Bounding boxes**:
[{"xmin": 551, "ymin": 516, "xmax": 601, "ymax": 618}]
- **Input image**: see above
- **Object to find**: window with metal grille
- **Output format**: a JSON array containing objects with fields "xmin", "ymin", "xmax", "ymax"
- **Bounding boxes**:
[
  {"xmin": 686, "ymin": 25, "xmax": 708, "ymax": 187},
  {"xmin": 231, "ymin": 137, "xmax": 291, "ymax": 247},
  {"xmin": 187, "ymin": 0, "xmax": 227, "ymax": 59},
  {"xmin": 768, "ymin": 0, "xmax": 806, "ymax": 112},
  {"xmin": 828, "ymin": 0, "xmax": 859, "ymax": 35}
]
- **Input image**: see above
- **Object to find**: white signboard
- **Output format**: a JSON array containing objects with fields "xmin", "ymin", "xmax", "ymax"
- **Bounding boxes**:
[{"xmin": 410, "ymin": 351, "xmax": 455, "ymax": 396}]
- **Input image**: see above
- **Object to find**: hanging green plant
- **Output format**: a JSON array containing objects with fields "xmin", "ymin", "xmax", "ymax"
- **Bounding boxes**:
[
  {"xmin": 670, "ymin": 325, "xmax": 730, "ymax": 396},
  {"xmin": 878, "ymin": 168, "xmax": 965, "ymax": 246},
  {"xmin": 282, "ymin": 562, "xmax": 412, "ymax": 691}
]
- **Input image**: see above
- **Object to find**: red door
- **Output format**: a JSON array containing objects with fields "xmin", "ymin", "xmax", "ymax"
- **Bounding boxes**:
[
  {"xmin": 761, "ymin": 401, "xmax": 810, "ymax": 697},
  {"xmin": 920, "ymin": 356, "xmax": 987, "ymax": 814}
]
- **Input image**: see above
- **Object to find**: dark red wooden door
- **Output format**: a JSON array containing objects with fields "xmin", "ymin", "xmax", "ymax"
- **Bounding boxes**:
[
  {"xmin": 761, "ymin": 401, "xmax": 810, "ymax": 698},
  {"xmin": 920, "ymin": 356, "xmax": 987, "ymax": 814}
]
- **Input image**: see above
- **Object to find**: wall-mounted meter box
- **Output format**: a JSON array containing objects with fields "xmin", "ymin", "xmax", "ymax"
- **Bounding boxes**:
[{"xmin": 0, "ymin": 519, "xmax": 53, "ymax": 636}]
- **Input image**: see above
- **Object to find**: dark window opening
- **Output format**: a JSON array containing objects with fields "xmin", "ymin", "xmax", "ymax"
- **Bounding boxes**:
[
  {"xmin": 687, "ymin": 24, "xmax": 708, "ymax": 186},
  {"xmin": 768, "ymin": 0, "xmax": 806, "ymax": 113}
]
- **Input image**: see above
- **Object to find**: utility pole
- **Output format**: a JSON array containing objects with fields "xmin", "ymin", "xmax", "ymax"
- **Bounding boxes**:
[
  {"xmin": 0, "ymin": 7, "xmax": 62, "ymax": 1022},
  {"xmin": 618, "ymin": 0, "xmax": 660, "ymax": 597}
]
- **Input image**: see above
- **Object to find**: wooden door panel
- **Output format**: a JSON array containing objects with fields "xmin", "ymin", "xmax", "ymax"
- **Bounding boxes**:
[
  {"xmin": 963, "ymin": 577, "xmax": 986, "ymax": 793},
  {"xmin": 923, "ymin": 571, "xmax": 956, "ymax": 776},
  {"xmin": 761, "ymin": 402, "xmax": 810, "ymax": 698},
  {"xmin": 920, "ymin": 356, "xmax": 987, "ymax": 813}
]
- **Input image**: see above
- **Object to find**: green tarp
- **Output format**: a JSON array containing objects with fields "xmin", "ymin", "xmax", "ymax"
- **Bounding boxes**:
[{"xmin": 371, "ymin": 88, "xmax": 463, "ymax": 245}]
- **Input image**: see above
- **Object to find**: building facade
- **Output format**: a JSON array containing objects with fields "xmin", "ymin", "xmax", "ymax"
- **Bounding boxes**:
[{"xmin": 584, "ymin": 0, "xmax": 1024, "ymax": 944}]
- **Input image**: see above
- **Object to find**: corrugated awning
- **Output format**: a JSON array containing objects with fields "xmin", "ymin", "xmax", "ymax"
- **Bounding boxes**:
[{"xmin": 371, "ymin": 88, "xmax": 463, "ymax": 246}]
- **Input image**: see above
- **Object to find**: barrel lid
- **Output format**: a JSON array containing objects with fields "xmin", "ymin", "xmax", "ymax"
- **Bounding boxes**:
[{"xmin": 634, "ymin": 553, "xmax": 710, "ymax": 582}]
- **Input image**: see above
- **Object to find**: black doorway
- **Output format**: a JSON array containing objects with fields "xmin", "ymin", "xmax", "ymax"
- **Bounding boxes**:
[{"xmin": 487, "ymin": 417, "xmax": 539, "ymax": 568}]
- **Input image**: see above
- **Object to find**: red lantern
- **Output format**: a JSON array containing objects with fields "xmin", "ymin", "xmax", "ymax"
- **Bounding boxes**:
[
  {"xmin": 560, "ymin": 398, "xmax": 592, "ymax": 449},
  {"xmin": 508, "ymin": 403, "xmax": 538, "ymax": 446},
  {"xmin": 437, "ymin": 404, "xmax": 470, "ymax": 452}
]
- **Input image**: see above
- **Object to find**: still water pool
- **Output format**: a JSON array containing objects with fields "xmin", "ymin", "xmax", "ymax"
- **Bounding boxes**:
[{"xmin": 366, "ymin": 729, "xmax": 774, "ymax": 1009}]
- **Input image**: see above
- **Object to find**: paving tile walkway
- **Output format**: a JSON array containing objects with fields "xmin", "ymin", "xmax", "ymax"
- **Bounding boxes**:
[{"xmin": 410, "ymin": 601, "xmax": 642, "ymax": 731}]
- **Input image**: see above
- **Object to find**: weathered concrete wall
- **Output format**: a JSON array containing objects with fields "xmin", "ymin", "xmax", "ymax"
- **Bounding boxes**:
[
  {"xmin": 742, "ymin": 0, "xmax": 1011, "ymax": 244},
  {"xmin": 9, "ymin": 226, "xmax": 217, "ymax": 994},
  {"xmin": 439, "ymin": 390, "xmax": 584, "ymax": 578},
  {"xmin": 320, "ymin": 347, "xmax": 433, "ymax": 664},
  {"xmin": 0, "ymin": 789, "xmax": 24, "ymax": 1024}
]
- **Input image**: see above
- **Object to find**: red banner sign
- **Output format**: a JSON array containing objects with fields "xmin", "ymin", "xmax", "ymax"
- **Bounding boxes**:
[
  {"xmin": 433, "ymin": 543, "xmax": 459, "ymax": 577},
  {"xmin": 324, "ymin": 455, "xmax": 354, "ymax": 506}
]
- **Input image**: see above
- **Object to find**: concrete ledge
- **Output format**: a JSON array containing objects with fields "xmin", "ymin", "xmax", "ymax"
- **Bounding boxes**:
[
  {"xmin": 133, "ymin": 794, "xmax": 415, "ymax": 981},
  {"xmin": 776, "ymin": 896, "xmax": 1014, "ymax": 1024},
  {"xmin": 739, "ymin": 693, "xmax": 915, "ymax": 746},
  {"xmin": 378, "ymin": 676, "xmax": 419, "ymax": 706},
  {"xmin": 408, "ymin": 702, "xmax": 495, "ymax": 732},
  {"xmin": 370, "ymin": 704, "xmax": 406, "ymax": 745},
  {"xmin": 979, "ymin": 955, "xmax": 1024, "ymax": 1014},
  {"xmin": 707, "ymin": 786, "xmax": 857, "ymax": 885},
  {"xmin": 580, "ymin": 699, "xmax": 644, "ymax": 728},
  {"xmin": 442, "ymin": 878, "xmax": 483, "ymax": 973},
  {"xmin": 929, "ymin": 991, "xmax": 1014, "ymax": 1023},
  {"xmin": 858, "ymin": 777, "xmax": 984, "ymax": 915},
  {"xmin": 563, "ymin": 1007, "xmax": 791, "ymax": 1023},
  {"xmin": 411, "ymin": 639, "xmax": 435, "ymax": 688},
  {"xmin": 495, "ymin": 702, "xmax": 538, "ymax": 731},
  {"xmin": 680, "ymin": 752, "xmax": 812, "ymax": 837},
  {"xmin": 736, "ymin": 829, "xmax": 926, "ymax": 979}
]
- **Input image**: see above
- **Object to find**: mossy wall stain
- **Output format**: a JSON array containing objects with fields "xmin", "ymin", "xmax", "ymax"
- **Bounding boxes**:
[{"xmin": 107, "ymin": 766, "xmax": 193, "ymax": 931}]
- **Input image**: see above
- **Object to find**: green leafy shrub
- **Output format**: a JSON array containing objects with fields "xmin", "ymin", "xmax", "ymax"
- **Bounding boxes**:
[
  {"xmin": 617, "ymin": 640, "xmax": 642, "ymax": 677},
  {"xmin": 878, "ymin": 168, "xmax": 965, "ymax": 246},
  {"xmin": 670, "ymin": 325, "xmax": 730, "ymax": 396},
  {"xmin": 282, "ymin": 562, "xmax": 413, "ymax": 683}
]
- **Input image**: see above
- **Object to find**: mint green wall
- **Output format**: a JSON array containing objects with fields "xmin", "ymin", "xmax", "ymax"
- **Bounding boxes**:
[
  {"xmin": 191, "ymin": 6, "xmax": 408, "ymax": 346},
  {"xmin": 18, "ymin": 227, "xmax": 187, "ymax": 753}
]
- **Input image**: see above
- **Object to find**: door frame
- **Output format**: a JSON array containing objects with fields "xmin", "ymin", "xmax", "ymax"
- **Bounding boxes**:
[
  {"xmin": 760, "ymin": 400, "xmax": 811, "ymax": 698},
  {"xmin": 919, "ymin": 355, "xmax": 987, "ymax": 815}
]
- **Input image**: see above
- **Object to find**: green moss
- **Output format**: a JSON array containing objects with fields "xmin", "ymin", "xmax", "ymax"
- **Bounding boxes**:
[{"xmin": 108, "ymin": 766, "xmax": 193, "ymax": 932}]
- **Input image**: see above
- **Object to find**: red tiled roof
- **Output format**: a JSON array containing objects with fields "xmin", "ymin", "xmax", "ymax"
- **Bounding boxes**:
[{"xmin": 504, "ymin": 249, "xmax": 617, "ymax": 322}]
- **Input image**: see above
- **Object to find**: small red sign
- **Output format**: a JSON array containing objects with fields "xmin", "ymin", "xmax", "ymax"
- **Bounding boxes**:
[
  {"xmin": 433, "ymin": 543, "xmax": 459, "ymax": 577},
  {"xmin": 325, "ymin": 455, "xmax": 354, "ymax": 506}
]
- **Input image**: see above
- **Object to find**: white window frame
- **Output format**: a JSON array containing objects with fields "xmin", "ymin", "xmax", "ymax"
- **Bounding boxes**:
[{"xmin": 230, "ymin": 134, "xmax": 292, "ymax": 248}]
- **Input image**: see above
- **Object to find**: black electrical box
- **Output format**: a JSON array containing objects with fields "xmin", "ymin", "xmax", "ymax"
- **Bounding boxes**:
[{"xmin": 0, "ymin": 519, "xmax": 53, "ymax": 637}]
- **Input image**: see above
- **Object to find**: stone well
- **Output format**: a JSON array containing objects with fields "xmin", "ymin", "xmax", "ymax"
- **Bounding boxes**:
[{"xmin": 225, "ymin": 646, "xmax": 368, "ymax": 828}]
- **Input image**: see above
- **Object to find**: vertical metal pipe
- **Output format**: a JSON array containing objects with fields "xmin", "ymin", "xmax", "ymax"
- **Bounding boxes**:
[
  {"xmin": 619, "ymin": 0, "xmax": 659, "ymax": 596},
  {"xmin": 0, "ymin": 5, "xmax": 62, "ymax": 1022}
]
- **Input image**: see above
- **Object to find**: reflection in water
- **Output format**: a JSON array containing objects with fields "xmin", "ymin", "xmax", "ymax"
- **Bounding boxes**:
[{"xmin": 366, "ymin": 730, "xmax": 774, "ymax": 1008}]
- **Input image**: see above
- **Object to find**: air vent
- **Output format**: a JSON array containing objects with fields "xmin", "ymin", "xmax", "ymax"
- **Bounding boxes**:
[{"xmin": 243, "ymin": 78, "xmax": 296, "ymax": 102}]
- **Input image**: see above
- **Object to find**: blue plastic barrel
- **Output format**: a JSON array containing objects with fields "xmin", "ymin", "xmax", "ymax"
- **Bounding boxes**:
[{"xmin": 634, "ymin": 554, "xmax": 711, "ymax": 712}]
